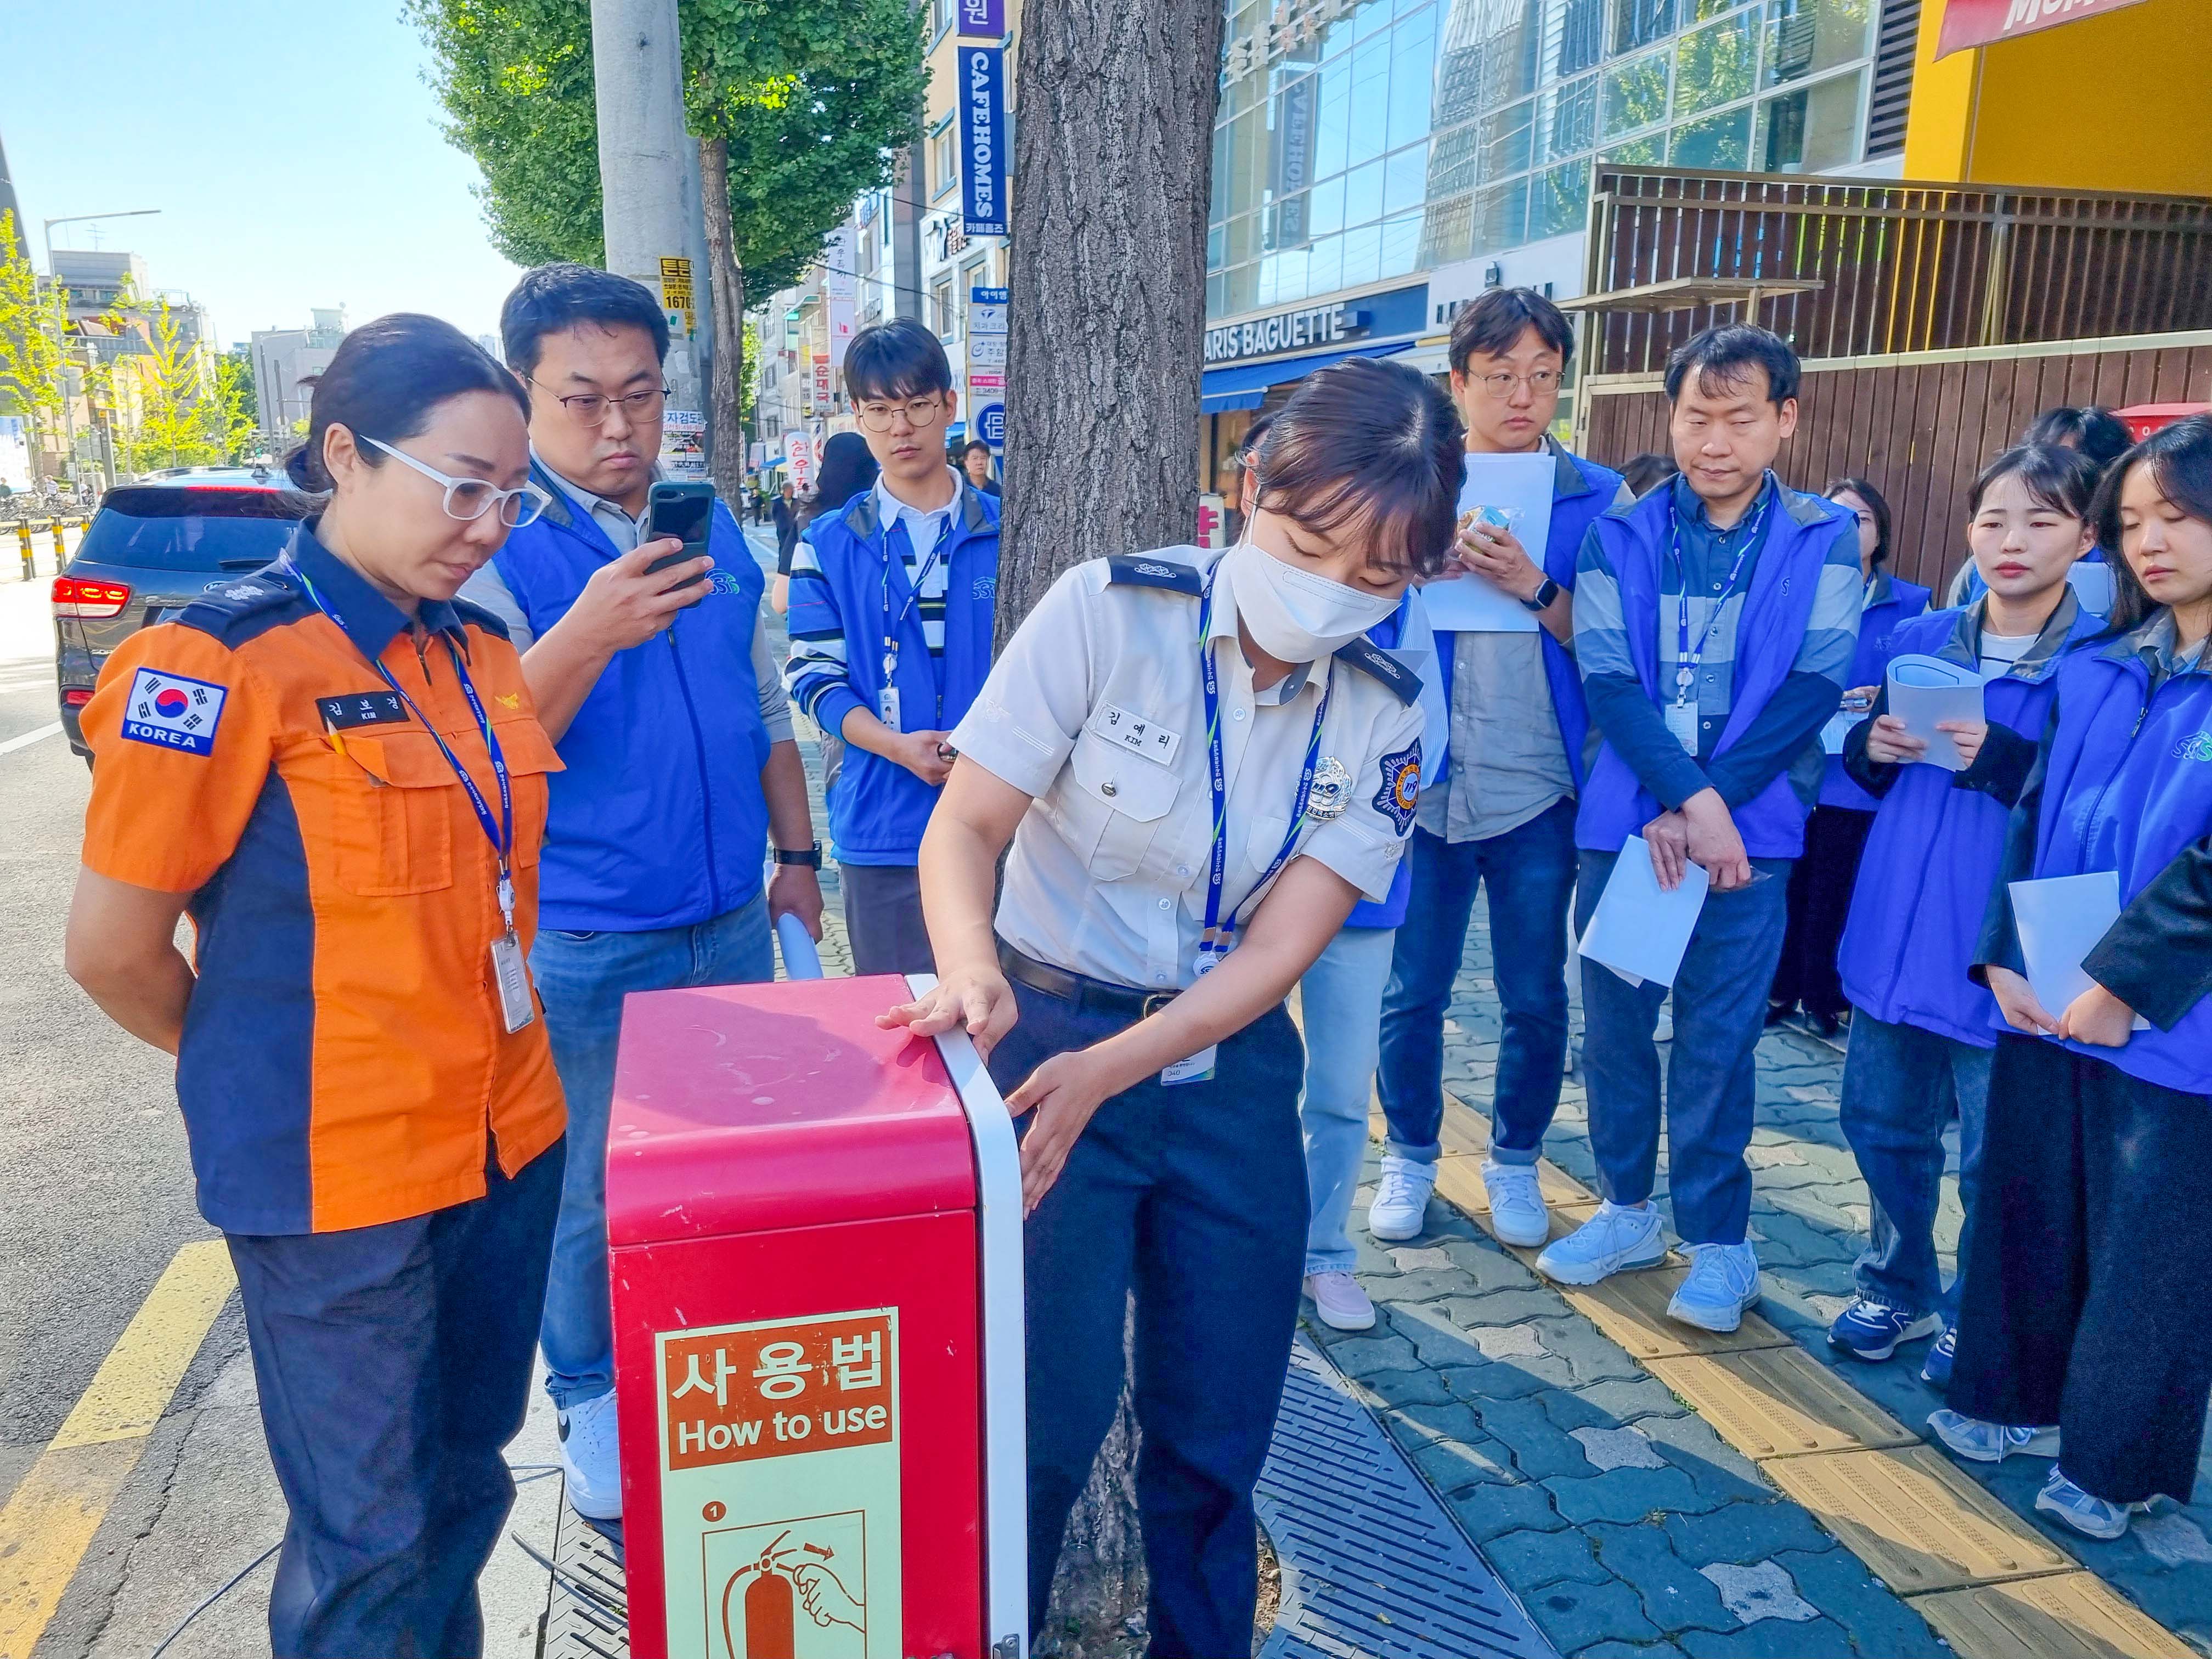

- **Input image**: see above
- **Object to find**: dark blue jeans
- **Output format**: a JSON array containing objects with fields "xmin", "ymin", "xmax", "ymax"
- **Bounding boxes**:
[
  {"xmin": 529, "ymin": 894, "xmax": 774, "ymax": 1409},
  {"xmin": 988, "ymin": 981, "xmax": 1306, "ymax": 1659},
  {"xmin": 1838, "ymin": 1010, "xmax": 1991, "ymax": 1323},
  {"xmin": 1379, "ymin": 799, "xmax": 1579, "ymax": 1167},
  {"xmin": 227, "ymin": 1141, "xmax": 565, "ymax": 1659},
  {"xmin": 1575, "ymin": 849, "xmax": 1791, "ymax": 1246}
]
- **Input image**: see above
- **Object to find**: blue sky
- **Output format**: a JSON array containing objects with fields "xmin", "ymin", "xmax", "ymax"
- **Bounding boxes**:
[{"xmin": 5, "ymin": 1, "xmax": 526, "ymax": 351}]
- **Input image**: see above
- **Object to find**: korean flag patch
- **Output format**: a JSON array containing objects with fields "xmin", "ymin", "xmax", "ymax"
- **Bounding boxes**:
[
  {"xmin": 122, "ymin": 667, "xmax": 228, "ymax": 757},
  {"xmin": 1373, "ymin": 741, "xmax": 1421, "ymax": 836}
]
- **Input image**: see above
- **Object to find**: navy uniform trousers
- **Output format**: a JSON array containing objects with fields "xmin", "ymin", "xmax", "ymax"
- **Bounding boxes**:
[
  {"xmin": 988, "ymin": 980, "xmax": 1306, "ymax": 1659},
  {"xmin": 225, "ymin": 1139, "xmax": 565, "ymax": 1659}
]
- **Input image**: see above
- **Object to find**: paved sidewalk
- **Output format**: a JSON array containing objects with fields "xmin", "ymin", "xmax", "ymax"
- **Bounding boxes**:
[{"xmin": 1312, "ymin": 894, "xmax": 2212, "ymax": 1657}]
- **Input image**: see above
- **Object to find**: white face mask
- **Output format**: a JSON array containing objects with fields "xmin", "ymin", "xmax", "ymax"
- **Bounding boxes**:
[{"xmin": 1224, "ymin": 538, "xmax": 1398, "ymax": 663}]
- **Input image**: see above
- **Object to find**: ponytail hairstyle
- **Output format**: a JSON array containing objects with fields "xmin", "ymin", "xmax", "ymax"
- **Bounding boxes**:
[
  {"xmin": 2094, "ymin": 415, "xmax": 2212, "ymax": 634},
  {"xmin": 285, "ymin": 313, "xmax": 528, "ymax": 493},
  {"xmin": 1249, "ymin": 356, "xmax": 1465, "ymax": 578}
]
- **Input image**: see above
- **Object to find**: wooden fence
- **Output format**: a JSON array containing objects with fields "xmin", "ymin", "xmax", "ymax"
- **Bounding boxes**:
[
  {"xmin": 1581, "ymin": 331, "xmax": 2212, "ymax": 595},
  {"xmin": 1584, "ymin": 166, "xmax": 2212, "ymax": 380}
]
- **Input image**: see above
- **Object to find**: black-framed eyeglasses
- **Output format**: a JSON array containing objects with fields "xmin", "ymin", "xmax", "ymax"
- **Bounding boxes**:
[
  {"xmin": 529, "ymin": 380, "xmax": 672, "ymax": 427},
  {"xmin": 856, "ymin": 396, "xmax": 950, "ymax": 433}
]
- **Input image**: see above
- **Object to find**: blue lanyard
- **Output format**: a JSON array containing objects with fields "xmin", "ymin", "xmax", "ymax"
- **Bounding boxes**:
[
  {"xmin": 1668, "ymin": 480, "xmax": 1773, "ymax": 704},
  {"xmin": 1197, "ymin": 563, "xmax": 1330, "ymax": 969},
  {"xmin": 289, "ymin": 561, "xmax": 518, "ymax": 930},
  {"xmin": 882, "ymin": 514, "xmax": 952, "ymax": 720}
]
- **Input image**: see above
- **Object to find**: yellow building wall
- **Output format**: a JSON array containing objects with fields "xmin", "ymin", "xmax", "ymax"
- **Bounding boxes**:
[{"xmin": 1903, "ymin": 0, "xmax": 2212, "ymax": 195}]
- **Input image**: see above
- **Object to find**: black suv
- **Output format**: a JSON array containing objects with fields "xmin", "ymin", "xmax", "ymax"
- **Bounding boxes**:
[{"xmin": 53, "ymin": 469, "xmax": 312, "ymax": 755}]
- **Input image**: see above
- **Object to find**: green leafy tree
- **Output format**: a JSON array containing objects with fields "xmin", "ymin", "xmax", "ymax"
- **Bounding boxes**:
[
  {"xmin": 215, "ymin": 352, "xmax": 259, "ymax": 462},
  {"xmin": 0, "ymin": 212, "xmax": 69, "ymax": 485},
  {"xmin": 410, "ymin": 0, "xmax": 923, "ymax": 490},
  {"xmin": 109, "ymin": 297, "xmax": 225, "ymax": 474}
]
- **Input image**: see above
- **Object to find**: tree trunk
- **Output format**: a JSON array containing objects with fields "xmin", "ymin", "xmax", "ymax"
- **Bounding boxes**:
[
  {"xmin": 697, "ymin": 134, "xmax": 749, "ymax": 505},
  {"xmin": 998, "ymin": 0, "xmax": 1224, "ymax": 651},
  {"xmin": 1001, "ymin": 2, "xmax": 1225, "ymax": 1650}
]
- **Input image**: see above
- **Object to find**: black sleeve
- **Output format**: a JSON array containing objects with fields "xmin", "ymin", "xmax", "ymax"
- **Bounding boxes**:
[
  {"xmin": 1841, "ymin": 682, "xmax": 1899, "ymax": 799},
  {"xmin": 2082, "ymin": 835, "xmax": 2212, "ymax": 1030},
  {"xmin": 1970, "ymin": 696, "xmax": 2060, "ymax": 985},
  {"xmin": 1951, "ymin": 720, "xmax": 2039, "ymax": 807}
]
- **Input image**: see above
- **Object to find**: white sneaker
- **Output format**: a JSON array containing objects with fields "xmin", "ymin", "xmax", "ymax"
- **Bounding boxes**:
[
  {"xmin": 1481, "ymin": 1159, "xmax": 1551, "ymax": 1248},
  {"xmin": 1667, "ymin": 1242, "xmax": 1760, "ymax": 1332},
  {"xmin": 558, "ymin": 1389, "xmax": 623, "ymax": 1520},
  {"xmin": 1534, "ymin": 1201, "xmax": 1665, "ymax": 1285},
  {"xmin": 2036, "ymin": 1466, "xmax": 2135, "ymax": 1541},
  {"xmin": 1367, "ymin": 1155, "xmax": 1437, "ymax": 1242},
  {"xmin": 1305, "ymin": 1271, "xmax": 1377, "ymax": 1332},
  {"xmin": 1927, "ymin": 1408, "xmax": 2061, "ymax": 1464}
]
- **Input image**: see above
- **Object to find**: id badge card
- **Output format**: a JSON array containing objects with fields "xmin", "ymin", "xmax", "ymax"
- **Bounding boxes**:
[
  {"xmin": 1664, "ymin": 699, "xmax": 1700, "ymax": 756},
  {"xmin": 879, "ymin": 683, "xmax": 903, "ymax": 732},
  {"xmin": 1161, "ymin": 951, "xmax": 1219, "ymax": 1086},
  {"xmin": 491, "ymin": 930, "xmax": 536, "ymax": 1034}
]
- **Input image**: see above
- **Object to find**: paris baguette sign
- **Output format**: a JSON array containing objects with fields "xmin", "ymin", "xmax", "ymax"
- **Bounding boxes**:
[{"xmin": 1936, "ymin": 0, "xmax": 2149, "ymax": 57}]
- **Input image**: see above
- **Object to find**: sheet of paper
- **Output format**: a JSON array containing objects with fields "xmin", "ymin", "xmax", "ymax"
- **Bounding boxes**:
[
  {"xmin": 1820, "ymin": 693, "xmax": 1873, "ymax": 756},
  {"xmin": 1576, "ymin": 834, "xmax": 1710, "ymax": 990},
  {"xmin": 1886, "ymin": 653, "xmax": 1984, "ymax": 772},
  {"xmin": 2067, "ymin": 560, "xmax": 2115, "ymax": 615},
  {"xmin": 2010, "ymin": 872, "xmax": 2151, "ymax": 1031},
  {"xmin": 1421, "ymin": 453, "xmax": 1555, "ymax": 633}
]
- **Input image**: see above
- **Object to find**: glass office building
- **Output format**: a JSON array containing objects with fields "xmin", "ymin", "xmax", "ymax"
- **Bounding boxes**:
[{"xmin": 1204, "ymin": 0, "xmax": 1891, "ymax": 380}]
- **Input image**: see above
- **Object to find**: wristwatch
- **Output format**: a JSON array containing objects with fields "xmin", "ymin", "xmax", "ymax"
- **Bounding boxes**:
[
  {"xmin": 1521, "ymin": 577, "xmax": 1561, "ymax": 613},
  {"xmin": 774, "ymin": 842, "xmax": 823, "ymax": 868}
]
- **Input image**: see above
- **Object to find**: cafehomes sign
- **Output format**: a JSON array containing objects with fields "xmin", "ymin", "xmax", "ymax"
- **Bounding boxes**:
[{"xmin": 1205, "ymin": 302, "xmax": 1369, "ymax": 365}]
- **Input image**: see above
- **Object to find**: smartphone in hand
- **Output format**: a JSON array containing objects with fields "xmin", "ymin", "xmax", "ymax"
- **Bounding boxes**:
[{"xmin": 644, "ymin": 481, "xmax": 716, "ymax": 585}]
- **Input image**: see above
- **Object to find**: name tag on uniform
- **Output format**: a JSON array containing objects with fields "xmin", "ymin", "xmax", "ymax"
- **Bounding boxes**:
[
  {"xmin": 1664, "ymin": 700, "xmax": 1700, "ymax": 755},
  {"xmin": 1160, "ymin": 951, "xmax": 1218, "ymax": 1085},
  {"xmin": 318, "ymin": 691, "xmax": 410, "ymax": 731},
  {"xmin": 490, "ymin": 932, "xmax": 536, "ymax": 1034},
  {"xmin": 1092, "ymin": 703, "xmax": 1182, "ymax": 766}
]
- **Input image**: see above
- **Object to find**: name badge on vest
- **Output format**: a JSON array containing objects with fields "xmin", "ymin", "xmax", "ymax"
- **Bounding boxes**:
[
  {"xmin": 1664, "ymin": 700, "xmax": 1700, "ymax": 756},
  {"xmin": 317, "ymin": 691, "xmax": 410, "ymax": 731}
]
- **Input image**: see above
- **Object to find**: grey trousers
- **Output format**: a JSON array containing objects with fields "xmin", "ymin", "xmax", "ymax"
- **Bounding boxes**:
[{"xmin": 839, "ymin": 861, "xmax": 935, "ymax": 975}]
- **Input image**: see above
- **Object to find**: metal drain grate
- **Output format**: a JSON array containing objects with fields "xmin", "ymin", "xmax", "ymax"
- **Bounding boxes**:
[
  {"xmin": 540, "ymin": 1339, "xmax": 1554, "ymax": 1659},
  {"xmin": 539, "ymin": 1506, "xmax": 628, "ymax": 1659},
  {"xmin": 1255, "ymin": 1337, "xmax": 1559, "ymax": 1659}
]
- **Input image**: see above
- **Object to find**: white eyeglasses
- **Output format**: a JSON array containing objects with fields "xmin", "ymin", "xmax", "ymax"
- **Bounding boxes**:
[{"xmin": 362, "ymin": 436, "xmax": 551, "ymax": 527}]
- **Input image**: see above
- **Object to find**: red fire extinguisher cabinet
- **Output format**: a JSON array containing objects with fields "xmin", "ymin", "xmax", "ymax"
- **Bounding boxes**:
[{"xmin": 607, "ymin": 974, "xmax": 1028, "ymax": 1659}]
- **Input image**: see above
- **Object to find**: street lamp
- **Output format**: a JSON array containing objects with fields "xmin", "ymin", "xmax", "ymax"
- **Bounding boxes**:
[{"xmin": 41, "ymin": 210, "xmax": 160, "ymax": 490}]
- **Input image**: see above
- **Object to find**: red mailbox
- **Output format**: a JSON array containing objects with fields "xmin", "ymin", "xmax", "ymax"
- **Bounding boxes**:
[{"xmin": 608, "ymin": 974, "xmax": 1027, "ymax": 1659}]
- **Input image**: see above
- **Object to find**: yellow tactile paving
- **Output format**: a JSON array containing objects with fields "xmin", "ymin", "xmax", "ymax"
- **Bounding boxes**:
[
  {"xmin": 1645, "ymin": 1346, "xmax": 1920, "ymax": 1459},
  {"xmin": 1763, "ymin": 1446, "xmax": 2075, "ymax": 1593},
  {"xmin": 1561, "ymin": 1266, "xmax": 1795, "ymax": 1360},
  {"xmin": 1914, "ymin": 1574, "xmax": 2197, "ymax": 1659}
]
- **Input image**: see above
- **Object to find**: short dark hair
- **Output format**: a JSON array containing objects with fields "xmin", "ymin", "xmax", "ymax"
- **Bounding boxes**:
[
  {"xmin": 811, "ymin": 431, "xmax": 881, "ymax": 517},
  {"xmin": 1967, "ymin": 444, "xmax": 2099, "ymax": 522},
  {"xmin": 1250, "ymin": 356, "xmax": 1465, "ymax": 578},
  {"xmin": 961, "ymin": 439, "xmax": 992, "ymax": 460},
  {"xmin": 2095, "ymin": 414, "xmax": 2212, "ymax": 633},
  {"xmin": 285, "ymin": 313, "xmax": 527, "ymax": 492},
  {"xmin": 500, "ymin": 263, "xmax": 669, "ymax": 380},
  {"xmin": 1448, "ymin": 287, "xmax": 1575, "ymax": 375},
  {"xmin": 1621, "ymin": 452, "xmax": 1677, "ymax": 496},
  {"xmin": 2022, "ymin": 405, "xmax": 2132, "ymax": 473},
  {"xmin": 1663, "ymin": 324, "xmax": 1801, "ymax": 408},
  {"xmin": 844, "ymin": 318, "xmax": 952, "ymax": 402},
  {"xmin": 1826, "ymin": 475, "xmax": 1895, "ymax": 568}
]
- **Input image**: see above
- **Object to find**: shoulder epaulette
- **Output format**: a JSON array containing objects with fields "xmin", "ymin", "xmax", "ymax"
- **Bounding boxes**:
[
  {"xmin": 173, "ymin": 571, "xmax": 311, "ymax": 646},
  {"xmin": 1334, "ymin": 636, "xmax": 1423, "ymax": 706},
  {"xmin": 1107, "ymin": 555, "xmax": 1204, "ymax": 596}
]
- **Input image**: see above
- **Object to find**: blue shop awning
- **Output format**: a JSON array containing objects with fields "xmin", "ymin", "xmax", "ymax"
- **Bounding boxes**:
[{"xmin": 1199, "ymin": 339, "xmax": 1415, "ymax": 414}]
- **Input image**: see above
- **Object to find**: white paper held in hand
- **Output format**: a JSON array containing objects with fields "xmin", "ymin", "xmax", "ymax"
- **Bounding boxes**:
[
  {"xmin": 2008, "ymin": 871, "xmax": 2150, "ymax": 1033},
  {"xmin": 1886, "ymin": 653, "xmax": 1984, "ymax": 772},
  {"xmin": 1421, "ymin": 452, "xmax": 1555, "ymax": 633},
  {"xmin": 1577, "ymin": 834, "xmax": 1710, "ymax": 990}
]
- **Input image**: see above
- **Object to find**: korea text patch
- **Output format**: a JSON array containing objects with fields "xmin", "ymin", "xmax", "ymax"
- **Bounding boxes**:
[{"xmin": 122, "ymin": 667, "xmax": 229, "ymax": 757}]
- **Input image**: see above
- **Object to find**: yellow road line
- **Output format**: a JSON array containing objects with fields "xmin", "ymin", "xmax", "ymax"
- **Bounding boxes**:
[{"xmin": 0, "ymin": 1241, "xmax": 236, "ymax": 1659}]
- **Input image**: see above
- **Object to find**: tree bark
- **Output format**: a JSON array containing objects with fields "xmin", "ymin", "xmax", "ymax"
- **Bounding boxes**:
[
  {"xmin": 698, "ymin": 134, "xmax": 749, "ymax": 504},
  {"xmin": 999, "ymin": 0, "xmax": 1225, "ymax": 652},
  {"xmin": 1001, "ymin": 3, "xmax": 1225, "ymax": 1650}
]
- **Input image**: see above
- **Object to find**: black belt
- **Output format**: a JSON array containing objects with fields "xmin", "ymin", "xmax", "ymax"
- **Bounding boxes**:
[{"xmin": 998, "ymin": 940, "xmax": 1178, "ymax": 1020}]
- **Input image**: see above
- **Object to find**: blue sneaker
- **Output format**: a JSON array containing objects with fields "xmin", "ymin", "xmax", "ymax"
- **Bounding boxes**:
[
  {"xmin": 2036, "ymin": 1467, "xmax": 2136, "ymax": 1541},
  {"xmin": 1828, "ymin": 1297, "xmax": 1944, "ymax": 1362},
  {"xmin": 1920, "ymin": 1326, "xmax": 1956, "ymax": 1387}
]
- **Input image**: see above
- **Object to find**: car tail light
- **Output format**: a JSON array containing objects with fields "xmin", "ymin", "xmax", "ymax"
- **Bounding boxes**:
[
  {"xmin": 63, "ymin": 689, "xmax": 93, "ymax": 707},
  {"xmin": 52, "ymin": 575, "xmax": 133, "ymax": 619}
]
